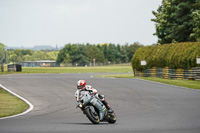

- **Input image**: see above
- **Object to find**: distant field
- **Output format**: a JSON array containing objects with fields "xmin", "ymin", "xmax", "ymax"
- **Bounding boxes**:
[{"xmin": 0, "ymin": 64, "xmax": 133, "ymax": 74}]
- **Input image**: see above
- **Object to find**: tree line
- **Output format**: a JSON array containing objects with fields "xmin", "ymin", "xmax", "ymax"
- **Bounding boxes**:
[
  {"xmin": 56, "ymin": 43, "xmax": 143, "ymax": 66},
  {"xmin": 1, "ymin": 42, "xmax": 143, "ymax": 66},
  {"xmin": 7, "ymin": 49, "xmax": 59, "ymax": 63},
  {"xmin": 0, "ymin": 43, "xmax": 6, "ymax": 63}
]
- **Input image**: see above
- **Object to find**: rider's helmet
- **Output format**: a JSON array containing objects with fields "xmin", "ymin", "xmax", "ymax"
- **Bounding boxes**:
[{"xmin": 77, "ymin": 80, "xmax": 86, "ymax": 90}]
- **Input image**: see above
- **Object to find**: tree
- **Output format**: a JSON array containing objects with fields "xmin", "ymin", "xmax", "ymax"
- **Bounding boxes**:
[
  {"xmin": 62, "ymin": 54, "xmax": 72, "ymax": 66},
  {"xmin": 7, "ymin": 49, "xmax": 58, "ymax": 63},
  {"xmin": 152, "ymin": 0, "xmax": 200, "ymax": 44},
  {"xmin": 57, "ymin": 44, "xmax": 90, "ymax": 66},
  {"xmin": 0, "ymin": 43, "xmax": 6, "ymax": 63},
  {"xmin": 72, "ymin": 44, "xmax": 90, "ymax": 66},
  {"xmin": 107, "ymin": 44, "xmax": 118, "ymax": 63},
  {"xmin": 101, "ymin": 44, "xmax": 110, "ymax": 63},
  {"xmin": 56, "ymin": 43, "xmax": 143, "ymax": 66},
  {"xmin": 73, "ymin": 54, "xmax": 90, "ymax": 66},
  {"xmin": 86, "ymin": 45, "xmax": 105, "ymax": 64},
  {"xmin": 56, "ymin": 45, "xmax": 69, "ymax": 64},
  {"xmin": 191, "ymin": 9, "xmax": 200, "ymax": 41},
  {"xmin": 127, "ymin": 42, "xmax": 144, "ymax": 62}
]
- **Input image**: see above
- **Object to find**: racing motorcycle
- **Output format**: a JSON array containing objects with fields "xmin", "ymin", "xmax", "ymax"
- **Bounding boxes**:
[{"xmin": 76, "ymin": 91, "xmax": 116, "ymax": 124}]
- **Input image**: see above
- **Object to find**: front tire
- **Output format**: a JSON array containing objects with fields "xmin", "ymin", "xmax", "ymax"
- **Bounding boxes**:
[
  {"xmin": 107, "ymin": 112, "xmax": 117, "ymax": 124},
  {"xmin": 84, "ymin": 107, "xmax": 100, "ymax": 124}
]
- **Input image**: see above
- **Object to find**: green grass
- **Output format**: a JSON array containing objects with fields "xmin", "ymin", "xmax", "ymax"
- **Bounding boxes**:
[
  {"xmin": 96, "ymin": 74, "xmax": 200, "ymax": 90},
  {"xmin": 95, "ymin": 74, "xmax": 135, "ymax": 78},
  {"xmin": 0, "ymin": 64, "xmax": 133, "ymax": 74},
  {"xmin": 23, "ymin": 66, "xmax": 132, "ymax": 73},
  {"xmin": 0, "ymin": 88, "xmax": 29, "ymax": 118},
  {"xmin": 139, "ymin": 77, "xmax": 200, "ymax": 90}
]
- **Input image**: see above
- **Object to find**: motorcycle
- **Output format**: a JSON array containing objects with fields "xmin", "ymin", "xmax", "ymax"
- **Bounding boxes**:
[{"xmin": 76, "ymin": 91, "xmax": 116, "ymax": 124}]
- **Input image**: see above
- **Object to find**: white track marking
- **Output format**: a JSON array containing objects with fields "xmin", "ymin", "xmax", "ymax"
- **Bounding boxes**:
[{"xmin": 0, "ymin": 84, "xmax": 34, "ymax": 120}]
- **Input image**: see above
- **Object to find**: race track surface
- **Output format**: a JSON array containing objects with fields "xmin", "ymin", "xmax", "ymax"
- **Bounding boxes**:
[{"xmin": 0, "ymin": 73, "xmax": 200, "ymax": 133}]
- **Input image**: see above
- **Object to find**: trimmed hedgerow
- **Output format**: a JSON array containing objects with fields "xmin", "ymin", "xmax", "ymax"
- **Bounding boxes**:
[{"xmin": 131, "ymin": 42, "xmax": 200, "ymax": 71}]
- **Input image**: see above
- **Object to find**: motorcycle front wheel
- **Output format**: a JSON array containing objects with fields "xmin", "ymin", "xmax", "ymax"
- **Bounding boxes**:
[
  {"xmin": 107, "ymin": 112, "xmax": 117, "ymax": 124},
  {"xmin": 84, "ymin": 106, "xmax": 100, "ymax": 124}
]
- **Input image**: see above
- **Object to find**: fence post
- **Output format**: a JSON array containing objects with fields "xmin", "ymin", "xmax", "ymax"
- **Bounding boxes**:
[
  {"xmin": 175, "ymin": 69, "xmax": 184, "ymax": 80},
  {"xmin": 139, "ymin": 71, "xmax": 143, "ymax": 77},
  {"xmin": 191, "ymin": 67, "xmax": 200, "ymax": 80},
  {"xmin": 151, "ymin": 67, "xmax": 156, "ymax": 77},
  {"xmin": 0, "ymin": 63, "xmax": 3, "ymax": 72},
  {"xmin": 169, "ymin": 69, "xmax": 176, "ymax": 79},
  {"xmin": 156, "ymin": 67, "xmax": 163, "ymax": 78},
  {"xmin": 163, "ymin": 67, "xmax": 169, "ymax": 79},
  {"xmin": 133, "ymin": 69, "xmax": 136, "ymax": 77}
]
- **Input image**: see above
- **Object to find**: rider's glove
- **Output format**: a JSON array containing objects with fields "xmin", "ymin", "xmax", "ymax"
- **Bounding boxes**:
[
  {"xmin": 89, "ymin": 91, "xmax": 96, "ymax": 95},
  {"xmin": 98, "ymin": 94, "xmax": 104, "ymax": 100}
]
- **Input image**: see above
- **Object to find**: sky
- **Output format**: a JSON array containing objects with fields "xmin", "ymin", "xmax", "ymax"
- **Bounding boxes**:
[{"xmin": 0, "ymin": 0, "xmax": 162, "ymax": 47}]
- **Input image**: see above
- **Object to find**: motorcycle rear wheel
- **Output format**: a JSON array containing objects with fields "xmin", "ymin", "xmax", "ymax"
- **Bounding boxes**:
[{"xmin": 84, "ymin": 107, "xmax": 100, "ymax": 124}]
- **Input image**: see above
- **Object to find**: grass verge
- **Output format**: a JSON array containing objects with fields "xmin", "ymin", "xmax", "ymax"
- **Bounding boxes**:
[
  {"xmin": 95, "ymin": 74, "xmax": 200, "ymax": 90},
  {"xmin": 0, "ymin": 65, "xmax": 133, "ymax": 74},
  {"xmin": 0, "ymin": 88, "xmax": 28, "ymax": 118},
  {"xmin": 139, "ymin": 77, "xmax": 200, "ymax": 90},
  {"xmin": 95, "ymin": 74, "xmax": 135, "ymax": 78}
]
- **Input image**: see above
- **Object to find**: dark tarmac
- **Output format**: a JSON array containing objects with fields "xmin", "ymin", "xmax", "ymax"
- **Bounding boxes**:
[{"xmin": 0, "ymin": 73, "xmax": 200, "ymax": 133}]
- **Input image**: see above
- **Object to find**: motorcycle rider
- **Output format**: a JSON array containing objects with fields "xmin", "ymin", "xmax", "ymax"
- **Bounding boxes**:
[{"xmin": 75, "ymin": 80, "xmax": 113, "ymax": 113}]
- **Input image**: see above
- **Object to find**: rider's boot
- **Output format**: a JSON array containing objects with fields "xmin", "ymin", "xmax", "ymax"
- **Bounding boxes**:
[
  {"xmin": 102, "ymin": 100, "xmax": 114, "ymax": 113},
  {"xmin": 98, "ymin": 94, "xmax": 114, "ymax": 113}
]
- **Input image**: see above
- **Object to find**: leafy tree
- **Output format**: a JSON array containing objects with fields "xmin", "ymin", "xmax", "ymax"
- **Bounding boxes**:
[
  {"xmin": 73, "ymin": 54, "xmax": 90, "ymax": 66},
  {"xmin": 106, "ymin": 44, "xmax": 115, "ymax": 63},
  {"xmin": 191, "ymin": 9, "xmax": 200, "ymax": 41},
  {"xmin": 57, "ymin": 44, "xmax": 90, "ymax": 66},
  {"xmin": 127, "ymin": 42, "xmax": 144, "ymax": 61},
  {"xmin": 9, "ymin": 53, "xmax": 18, "ymax": 63},
  {"xmin": 0, "ymin": 43, "xmax": 6, "ymax": 63},
  {"xmin": 56, "ymin": 43, "xmax": 143, "ymax": 66},
  {"xmin": 56, "ymin": 45, "xmax": 69, "ymax": 64},
  {"xmin": 152, "ymin": 0, "xmax": 200, "ymax": 44},
  {"xmin": 86, "ymin": 45, "xmax": 105, "ymax": 63},
  {"xmin": 7, "ymin": 49, "xmax": 58, "ymax": 63},
  {"xmin": 62, "ymin": 54, "xmax": 72, "ymax": 66}
]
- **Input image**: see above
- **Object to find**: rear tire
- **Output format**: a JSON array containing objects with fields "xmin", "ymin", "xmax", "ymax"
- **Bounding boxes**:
[{"xmin": 84, "ymin": 107, "xmax": 100, "ymax": 124}]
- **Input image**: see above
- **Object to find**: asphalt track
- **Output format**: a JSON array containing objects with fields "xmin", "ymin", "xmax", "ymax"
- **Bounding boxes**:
[{"xmin": 0, "ymin": 73, "xmax": 200, "ymax": 133}]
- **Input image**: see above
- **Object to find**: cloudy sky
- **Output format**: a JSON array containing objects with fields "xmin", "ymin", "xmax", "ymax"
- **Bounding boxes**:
[{"xmin": 0, "ymin": 0, "xmax": 162, "ymax": 47}]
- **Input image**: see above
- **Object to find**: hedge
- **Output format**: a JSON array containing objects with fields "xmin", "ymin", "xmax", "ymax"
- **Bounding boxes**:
[{"xmin": 131, "ymin": 42, "xmax": 200, "ymax": 71}]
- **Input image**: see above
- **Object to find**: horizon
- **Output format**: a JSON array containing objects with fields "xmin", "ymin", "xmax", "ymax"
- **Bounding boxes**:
[
  {"xmin": 6, "ymin": 41, "xmax": 144, "ymax": 47},
  {"xmin": 5, "ymin": 42, "xmax": 144, "ymax": 50}
]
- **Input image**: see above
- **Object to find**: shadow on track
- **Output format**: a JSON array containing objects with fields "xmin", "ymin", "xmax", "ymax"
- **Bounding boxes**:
[{"xmin": 63, "ymin": 122, "xmax": 109, "ymax": 125}]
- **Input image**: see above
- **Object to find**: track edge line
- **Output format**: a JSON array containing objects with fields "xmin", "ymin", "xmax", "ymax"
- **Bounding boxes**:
[
  {"xmin": 134, "ymin": 78, "xmax": 200, "ymax": 92},
  {"xmin": 0, "ymin": 84, "xmax": 34, "ymax": 120}
]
